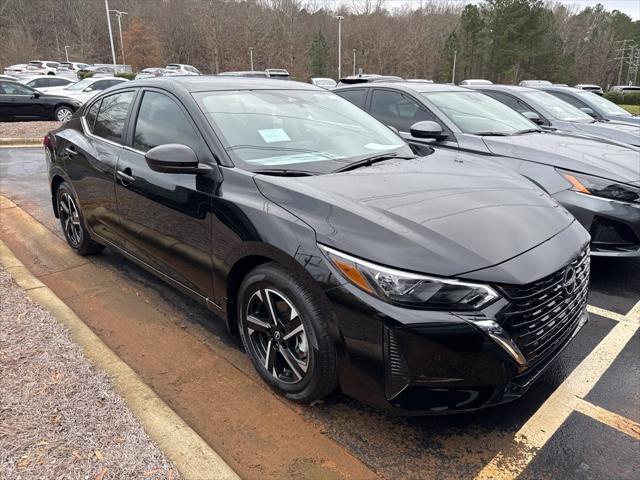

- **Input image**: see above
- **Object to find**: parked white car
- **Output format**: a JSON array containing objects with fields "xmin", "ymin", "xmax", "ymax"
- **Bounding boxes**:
[
  {"xmin": 23, "ymin": 60, "xmax": 60, "ymax": 76},
  {"xmin": 135, "ymin": 68, "xmax": 167, "ymax": 80},
  {"xmin": 20, "ymin": 75, "xmax": 75, "ymax": 92},
  {"xmin": 164, "ymin": 63, "xmax": 201, "ymax": 75},
  {"xmin": 310, "ymin": 77, "xmax": 337, "ymax": 89},
  {"xmin": 56, "ymin": 77, "xmax": 128, "ymax": 103},
  {"xmin": 574, "ymin": 84, "xmax": 604, "ymax": 95},
  {"xmin": 3, "ymin": 64, "xmax": 27, "ymax": 77},
  {"xmin": 0, "ymin": 74, "xmax": 18, "ymax": 81},
  {"xmin": 459, "ymin": 79, "xmax": 493, "ymax": 86},
  {"xmin": 57, "ymin": 62, "xmax": 91, "ymax": 79}
]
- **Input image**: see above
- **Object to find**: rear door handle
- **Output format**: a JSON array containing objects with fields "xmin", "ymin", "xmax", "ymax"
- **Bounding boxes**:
[
  {"xmin": 116, "ymin": 168, "xmax": 135, "ymax": 184},
  {"xmin": 64, "ymin": 146, "xmax": 78, "ymax": 157}
]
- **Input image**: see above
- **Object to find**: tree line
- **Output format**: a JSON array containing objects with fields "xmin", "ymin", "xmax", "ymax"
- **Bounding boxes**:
[{"xmin": 1, "ymin": 0, "xmax": 639, "ymax": 87}]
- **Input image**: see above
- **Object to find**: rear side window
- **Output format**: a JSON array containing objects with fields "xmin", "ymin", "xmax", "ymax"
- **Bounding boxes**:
[
  {"xmin": 93, "ymin": 91, "xmax": 135, "ymax": 143},
  {"xmin": 92, "ymin": 80, "xmax": 111, "ymax": 91},
  {"xmin": 335, "ymin": 89, "xmax": 367, "ymax": 109},
  {"xmin": 133, "ymin": 91, "xmax": 202, "ymax": 153},
  {"xmin": 84, "ymin": 100, "xmax": 101, "ymax": 133},
  {"xmin": 547, "ymin": 91, "xmax": 586, "ymax": 109},
  {"xmin": 51, "ymin": 78, "xmax": 70, "ymax": 86}
]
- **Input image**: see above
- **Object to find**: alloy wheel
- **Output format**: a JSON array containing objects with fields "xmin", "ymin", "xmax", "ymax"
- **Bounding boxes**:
[
  {"xmin": 245, "ymin": 288, "xmax": 309, "ymax": 384},
  {"xmin": 59, "ymin": 192, "xmax": 82, "ymax": 246},
  {"xmin": 57, "ymin": 108, "xmax": 73, "ymax": 122}
]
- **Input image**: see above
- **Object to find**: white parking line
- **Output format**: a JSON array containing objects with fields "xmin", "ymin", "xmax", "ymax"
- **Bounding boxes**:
[{"xmin": 475, "ymin": 300, "xmax": 640, "ymax": 480}]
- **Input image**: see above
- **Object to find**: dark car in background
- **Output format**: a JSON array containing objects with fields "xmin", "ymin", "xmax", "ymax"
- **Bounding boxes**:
[
  {"xmin": 334, "ymin": 82, "xmax": 640, "ymax": 256},
  {"xmin": 470, "ymin": 84, "xmax": 640, "ymax": 147},
  {"xmin": 44, "ymin": 76, "xmax": 590, "ymax": 414},
  {"xmin": 0, "ymin": 79, "xmax": 82, "ymax": 121},
  {"xmin": 537, "ymin": 85, "xmax": 640, "ymax": 126}
]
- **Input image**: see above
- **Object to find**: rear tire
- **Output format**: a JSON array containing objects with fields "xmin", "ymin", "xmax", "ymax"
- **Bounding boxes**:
[
  {"xmin": 54, "ymin": 105, "xmax": 74, "ymax": 122},
  {"xmin": 56, "ymin": 182, "xmax": 104, "ymax": 256},
  {"xmin": 237, "ymin": 263, "xmax": 337, "ymax": 403}
]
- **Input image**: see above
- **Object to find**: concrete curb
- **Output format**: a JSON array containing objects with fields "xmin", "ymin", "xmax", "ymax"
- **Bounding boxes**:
[
  {"xmin": 0, "ymin": 239, "xmax": 241, "ymax": 480},
  {"xmin": 0, "ymin": 138, "xmax": 42, "ymax": 147}
]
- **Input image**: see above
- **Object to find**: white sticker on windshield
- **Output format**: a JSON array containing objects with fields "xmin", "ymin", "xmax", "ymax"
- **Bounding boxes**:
[
  {"xmin": 258, "ymin": 128, "xmax": 291, "ymax": 143},
  {"xmin": 364, "ymin": 143, "xmax": 401, "ymax": 150}
]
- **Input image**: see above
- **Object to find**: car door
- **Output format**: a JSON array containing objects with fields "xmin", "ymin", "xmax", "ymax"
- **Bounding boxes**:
[
  {"xmin": 0, "ymin": 81, "xmax": 48, "ymax": 119},
  {"xmin": 114, "ymin": 88, "xmax": 217, "ymax": 299},
  {"xmin": 62, "ymin": 90, "xmax": 137, "ymax": 247}
]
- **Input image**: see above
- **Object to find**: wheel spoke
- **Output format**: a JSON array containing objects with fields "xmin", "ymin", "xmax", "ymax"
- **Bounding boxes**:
[
  {"xmin": 283, "ymin": 316, "xmax": 303, "ymax": 341},
  {"xmin": 279, "ymin": 345, "xmax": 306, "ymax": 380},
  {"xmin": 60, "ymin": 200, "xmax": 69, "ymax": 215},
  {"xmin": 264, "ymin": 341, "xmax": 276, "ymax": 374},
  {"xmin": 263, "ymin": 289, "xmax": 283, "ymax": 327},
  {"xmin": 246, "ymin": 314, "xmax": 271, "ymax": 334}
]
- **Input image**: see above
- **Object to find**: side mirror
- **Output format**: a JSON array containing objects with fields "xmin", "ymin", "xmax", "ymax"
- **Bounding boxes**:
[
  {"xmin": 522, "ymin": 111, "xmax": 544, "ymax": 125},
  {"xmin": 409, "ymin": 121, "xmax": 448, "ymax": 140},
  {"xmin": 31, "ymin": 92, "xmax": 41, "ymax": 99},
  {"xmin": 580, "ymin": 107, "xmax": 596, "ymax": 117},
  {"xmin": 145, "ymin": 144, "xmax": 201, "ymax": 174}
]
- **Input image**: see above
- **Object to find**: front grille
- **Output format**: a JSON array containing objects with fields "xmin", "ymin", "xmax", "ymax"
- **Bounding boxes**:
[{"xmin": 500, "ymin": 248, "xmax": 590, "ymax": 367}]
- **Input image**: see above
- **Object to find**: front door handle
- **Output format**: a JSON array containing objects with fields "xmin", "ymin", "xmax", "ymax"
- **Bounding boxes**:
[{"xmin": 116, "ymin": 168, "xmax": 135, "ymax": 185}]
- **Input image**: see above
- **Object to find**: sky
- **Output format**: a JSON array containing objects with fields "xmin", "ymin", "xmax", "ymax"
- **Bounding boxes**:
[{"xmin": 556, "ymin": 0, "xmax": 640, "ymax": 20}]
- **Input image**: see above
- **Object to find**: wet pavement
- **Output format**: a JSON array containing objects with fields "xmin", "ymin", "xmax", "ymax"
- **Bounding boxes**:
[{"xmin": 1, "ymin": 147, "xmax": 638, "ymax": 479}]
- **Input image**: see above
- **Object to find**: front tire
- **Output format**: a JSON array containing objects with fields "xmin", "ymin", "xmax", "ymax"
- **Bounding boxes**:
[
  {"xmin": 238, "ymin": 263, "xmax": 337, "ymax": 403},
  {"xmin": 56, "ymin": 182, "xmax": 104, "ymax": 256}
]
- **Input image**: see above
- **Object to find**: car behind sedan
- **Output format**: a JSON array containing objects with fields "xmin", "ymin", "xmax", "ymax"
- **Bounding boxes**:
[
  {"xmin": 334, "ymin": 82, "xmax": 640, "ymax": 256},
  {"xmin": 471, "ymin": 84, "xmax": 640, "ymax": 147},
  {"xmin": 0, "ymin": 79, "xmax": 82, "ymax": 121},
  {"xmin": 44, "ymin": 77, "xmax": 592, "ymax": 414}
]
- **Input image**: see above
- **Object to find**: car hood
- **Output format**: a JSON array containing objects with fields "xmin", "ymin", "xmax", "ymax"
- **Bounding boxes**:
[
  {"xmin": 605, "ymin": 115, "xmax": 640, "ymax": 126},
  {"xmin": 254, "ymin": 151, "xmax": 576, "ymax": 278},
  {"xmin": 570, "ymin": 120, "xmax": 640, "ymax": 146},
  {"xmin": 481, "ymin": 131, "xmax": 640, "ymax": 185}
]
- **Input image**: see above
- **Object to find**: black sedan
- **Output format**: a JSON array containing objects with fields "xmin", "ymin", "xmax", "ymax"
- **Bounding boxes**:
[
  {"xmin": 45, "ymin": 77, "xmax": 590, "ymax": 413},
  {"xmin": 470, "ymin": 84, "xmax": 640, "ymax": 146},
  {"xmin": 0, "ymin": 79, "xmax": 83, "ymax": 122},
  {"xmin": 334, "ymin": 82, "xmax": 640, "ymax": 257},
  {"xmin": 536, "ymin": 85, "xmax": 640, "ymax": 126}
]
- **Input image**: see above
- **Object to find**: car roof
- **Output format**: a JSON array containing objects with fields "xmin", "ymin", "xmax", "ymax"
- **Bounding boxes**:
[
  {"xmin": 335, "ymin": 81, "xmax": 469, "ymax": 94},
  {"xmin": 108, "ymin": 75, "xmax": 321, "ymax": 93},
  {"xmin": 537, "ymin": 85, "xmax": 582, "ymax": 93},
  {"xmin": 23, "ymin": 75, "xmax": 73, "ymax": 80},
  {"xmin": 468, "ymin": 84, "xmax": 534, "ymax": 92}
]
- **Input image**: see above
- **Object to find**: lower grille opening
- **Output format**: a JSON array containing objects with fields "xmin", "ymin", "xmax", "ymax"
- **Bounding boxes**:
[{"xmin": 591, "ymin": 217, "xmax": 640, "ymax": 253}]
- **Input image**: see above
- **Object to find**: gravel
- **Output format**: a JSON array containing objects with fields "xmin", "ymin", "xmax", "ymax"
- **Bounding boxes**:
[
  {"xmin": 0, "ymin": 121, "xmax": 60, "ymax": 139},
  {"xmin": 0, "ymin": 266, "xmax": 180, "ymax": 479}
]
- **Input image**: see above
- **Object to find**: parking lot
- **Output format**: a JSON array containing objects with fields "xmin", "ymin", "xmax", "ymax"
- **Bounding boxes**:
[{"xmin": 1, "ymin": 146, "xmax": 638, "ymax": 479}]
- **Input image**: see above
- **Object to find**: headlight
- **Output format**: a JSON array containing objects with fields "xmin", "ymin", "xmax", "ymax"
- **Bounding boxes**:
[
  {"xmin": 558, "ymin": 169, "xmax": 640, "ymax": 204},
  {"xmin": 319, "ymin": 245, "xmax": 500, "ymax": 310}
]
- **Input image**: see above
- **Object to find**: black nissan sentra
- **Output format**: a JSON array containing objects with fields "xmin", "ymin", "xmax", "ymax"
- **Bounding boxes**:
[{"xmin": 45, "ymin": 77, "xmax": 590, "ymax": 413}]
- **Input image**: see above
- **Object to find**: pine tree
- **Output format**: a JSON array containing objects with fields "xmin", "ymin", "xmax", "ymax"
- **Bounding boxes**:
[{"xmin": 309, "ymin": 31, "xmax": 329, "ymax": 77}]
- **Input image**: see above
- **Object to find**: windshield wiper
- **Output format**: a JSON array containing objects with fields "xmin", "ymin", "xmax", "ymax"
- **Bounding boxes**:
[
  {"xmin": 331, "ymin": 153, "xmax": 414, "ymax": 173},
  {"xmin": 475, "ymin": 131, "xmax": 513, "ymax": 136},
  {"xmin": 252, "ymin": 169, "xmax": 317, "ymax": 177},
  {"xmin": 513, "ymin": 128, "xmax": 542, "ymax": 134}
]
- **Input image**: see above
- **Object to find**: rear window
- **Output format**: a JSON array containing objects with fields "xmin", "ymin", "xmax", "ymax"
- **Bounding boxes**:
[{"xmin": 93, "ymin": 91, "xmax": 135, "ymax": 143}]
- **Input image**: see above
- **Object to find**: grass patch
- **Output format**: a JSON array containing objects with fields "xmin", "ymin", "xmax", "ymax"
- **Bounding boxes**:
[{"xmin": 621, "ymin": 104, "xmax": 640, "ymax": 115}]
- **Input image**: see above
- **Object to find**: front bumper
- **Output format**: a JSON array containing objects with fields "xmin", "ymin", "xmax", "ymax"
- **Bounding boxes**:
[
  {"xmin": 554, "ymin": 190, "xmax": 640, "ymax": 257},
  {"xmin": 323, "ymin": 243, "xmax": 590, "ymax": 414}
]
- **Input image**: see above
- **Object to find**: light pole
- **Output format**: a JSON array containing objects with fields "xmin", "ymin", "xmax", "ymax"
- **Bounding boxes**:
[
  {"xmin": 64, "ymin": 45, "xmax": 71, "ymax": 62},
  {"xmin": 451, "ymin": 50, "xmax": 457, "ymax": 84},
  {"xmin": 336, "ymin": 16, "xmax": 344, "ymax": 80},
  {"xmin": 105, "ymin": 0, "xmax": 117, "ymax": 73},
  {"xmin": 249, "ymin": 47, "xmax": 254, "ymax": 70},
  {"xmin": 352, "ymin": 49, "xmax": 356, "ymax": 76},
  {"xmin": 109, "ymin": 9, "xmax": 128, "ymax": 69}
]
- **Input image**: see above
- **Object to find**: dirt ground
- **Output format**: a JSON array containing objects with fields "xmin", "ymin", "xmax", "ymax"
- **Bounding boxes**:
[
  {"xmin": 0, "ymin": 121, "xmax": 60, "ymax": 139},
  {"xmin": 0, "ymin": 266, "xmax": 180, "ymax": 480}
]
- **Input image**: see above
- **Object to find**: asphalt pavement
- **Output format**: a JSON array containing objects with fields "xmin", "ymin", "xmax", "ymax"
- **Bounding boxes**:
[{"xmin": 1, "ymin": 146, "xmax": 638, "ymax": 480}]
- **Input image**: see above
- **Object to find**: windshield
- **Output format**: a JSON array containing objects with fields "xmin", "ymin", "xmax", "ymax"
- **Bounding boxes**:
[
  {"xmin": 520, "ymin": 90, "xmax": 593, "ymax": 122},
  {"xmin": 195, "ymin": 89, "xmax": 409, "ymax": 173},
  {"xmin": 577, "ymin": 91, "xmax": 630, "ymax": 116},
  {"xmin": 422, "ymin": 91, "xmax": 537, "ymax": 134}
]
